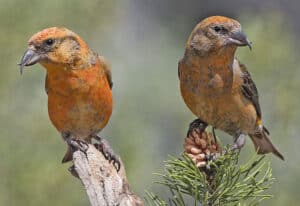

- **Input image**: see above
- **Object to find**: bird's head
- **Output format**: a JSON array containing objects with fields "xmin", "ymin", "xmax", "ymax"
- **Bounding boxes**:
[
  {"xmin": 186, "ymin": 16, "xmax": 251, "ymax": 56},
  {"xmin": 19, "ymin": 27, "xmax": 94, "ymax": 74}
]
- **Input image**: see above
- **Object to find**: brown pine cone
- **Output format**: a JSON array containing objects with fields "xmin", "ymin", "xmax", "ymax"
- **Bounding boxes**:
[{"xmin": 184, "ymin": 128, "xmax": 221, "ymax": 168}]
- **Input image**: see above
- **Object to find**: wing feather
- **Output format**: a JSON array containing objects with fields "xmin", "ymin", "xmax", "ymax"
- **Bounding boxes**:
[
  {"xmin": 99, "ymin": 55, "xmax": 113, "ymax": 89},
  {"xmin": 239, "ymin": 62, "xmax": 261, "ymax": 118}
]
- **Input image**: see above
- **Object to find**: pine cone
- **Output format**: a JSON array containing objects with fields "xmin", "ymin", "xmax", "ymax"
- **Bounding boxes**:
[{"xmin": 184, "ymin": 128, "xmax": 221, "ymax": 168}]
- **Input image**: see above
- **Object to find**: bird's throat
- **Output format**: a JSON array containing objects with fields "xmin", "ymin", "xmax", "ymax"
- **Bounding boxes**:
[{"xmin": 184, "ymin": 49, "xmax": 235, "ymax": 70}]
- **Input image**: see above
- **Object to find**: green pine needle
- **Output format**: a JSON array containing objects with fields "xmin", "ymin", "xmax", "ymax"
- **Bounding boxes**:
[{"xmin": 146, "ymin": 147, "xmax": 274, "ymax": 206}]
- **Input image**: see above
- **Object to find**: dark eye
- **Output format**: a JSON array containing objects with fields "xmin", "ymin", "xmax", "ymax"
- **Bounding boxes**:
[
  {"xmin": 214, "ymin": 26, "xmax": 221, "ymax": 32},
  {"xmin": 45, "ymin": 38, "xmax": 54, "ymax": 46}
]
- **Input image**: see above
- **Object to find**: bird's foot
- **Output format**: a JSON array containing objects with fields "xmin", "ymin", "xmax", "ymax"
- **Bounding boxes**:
[
  {"xmin": 68, "ymin": 165, "xmax": 79, "ymax": 179},
  {"xmin": 205, "ymin": 153, "xmax": 219, "ymax": 162},
  {"xmin": 61, "ymin": 132, "xmax": 89, "ymax": 162},
  {"xmin": 66, "ymin": 138, "xmax": 89, "ymax": 154},
  {"xmin": 212, "ymin": 127, "xmax": 217, "ymax": 144},
  {"xmin": 92, "ymin": 135, "xmax": 121, "ymax": 172},
  {"xmin": 231, "ymin": 134, "xmax": 246, "ymax": 151},
  {"xmin": 187, "ymin": 118, "xmax": 208, "ymax": 137}
]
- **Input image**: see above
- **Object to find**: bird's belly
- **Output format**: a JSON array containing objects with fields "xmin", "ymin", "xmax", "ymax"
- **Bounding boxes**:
[
  {"xmin": 180, "ymin": 82, "xmax": 257, "ymax": 135},
  {"xmin": 47, "ymin": 89, "xmax": 112, "ymax": 139}
]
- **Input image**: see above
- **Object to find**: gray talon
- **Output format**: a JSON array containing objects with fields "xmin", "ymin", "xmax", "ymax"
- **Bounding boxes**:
[
  {"xmin": 231, "ymin": 134, "xmax": 246, "ymax": 151},
  {"xmin": 92, "ymin": 135, "xmax": 121, "ymax": 172}
]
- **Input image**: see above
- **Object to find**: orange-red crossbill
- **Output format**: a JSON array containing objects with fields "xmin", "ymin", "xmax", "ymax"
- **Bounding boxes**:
[{"xmin": 19, "ymin": 27, "xmax": 119, "ymax": 168}]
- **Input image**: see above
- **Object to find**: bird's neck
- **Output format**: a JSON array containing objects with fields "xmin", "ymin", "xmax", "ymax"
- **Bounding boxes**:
[{"xmin": 183, "ymin": 46, "xmax": 236, "ymax": 69}]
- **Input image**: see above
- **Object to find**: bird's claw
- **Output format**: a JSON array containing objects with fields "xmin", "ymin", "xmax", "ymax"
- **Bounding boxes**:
[
  {"xmin": 62, "ymin": 132, "xmax": 89, "ymax": 154},
  {"xmin": 204, "ymin": 153, "xmax": 219, "ymax": 170},
  {"xmin": 205, "ymin": 153, "xmax": 218, "ymax": 162},
  {"xmin": 94, "ymin": 138, "xmax": 121, "ymax": 172},
  {"xmin": 66, "ymin": 138, "xmax": 89, "ymax": 154},
  {"xmin": 68, "ymin": 165, "xmax": 79, "ymax": 179},
  {"xmin": 187, "ymin": 118, "xmax": 208, "ymax": 137},
  {"xmin": 231, "ymin": 134, "xmax": 246, "ymax": 151}
]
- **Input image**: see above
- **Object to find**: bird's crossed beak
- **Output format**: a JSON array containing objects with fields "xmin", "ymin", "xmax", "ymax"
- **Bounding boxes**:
[
  {"xmin": 18, "ymin": 49, "xmax": 41, "ymax": 74},
  {"xmin": 228, "ymin": 30, "xmax": 252, "ymax": 50}
]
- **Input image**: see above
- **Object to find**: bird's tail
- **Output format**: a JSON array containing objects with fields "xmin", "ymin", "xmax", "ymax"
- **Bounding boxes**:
[
  {"xmin": 249, "ymin": 127, "xmax": 284, "ymax": 160},
  {"xmin": 61, "ymin": 145, "xmax": 74, "ymax": 163}
]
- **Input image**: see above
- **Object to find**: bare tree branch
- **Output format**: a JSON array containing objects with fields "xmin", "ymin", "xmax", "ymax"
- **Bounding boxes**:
[{"xmin": 71, "ymin": 144, "xmax": 144, "ymax": 206}]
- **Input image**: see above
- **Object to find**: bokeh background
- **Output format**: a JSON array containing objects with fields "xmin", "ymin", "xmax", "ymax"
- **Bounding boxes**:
[{"xmin": 1, "ymin": 0, "xmax": 299, "ymax": 205}]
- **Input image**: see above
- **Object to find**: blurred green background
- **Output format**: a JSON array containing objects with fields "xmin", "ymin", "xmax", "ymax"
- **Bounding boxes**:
[{"xmin": 0, "ymin": 0, "xmax": 299, "ymax": 205}]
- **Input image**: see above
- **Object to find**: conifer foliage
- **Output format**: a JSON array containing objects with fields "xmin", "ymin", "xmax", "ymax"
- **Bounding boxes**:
[{"xmin": 146, "ymin": 128, "xmax": 274, "ymax": 206}]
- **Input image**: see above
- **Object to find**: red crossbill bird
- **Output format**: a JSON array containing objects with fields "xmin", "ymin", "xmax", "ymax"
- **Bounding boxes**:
[
  {"xmin": 178, "ymin": 16, "xmax": 284, "ymax": 160},
  {"xmin": 19, "ymin": 27, "xmax": 120, "ymax": 168}
]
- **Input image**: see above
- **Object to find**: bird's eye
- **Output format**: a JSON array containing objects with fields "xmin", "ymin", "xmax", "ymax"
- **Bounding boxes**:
[
  {"xmin": 214, "ymin": 26, "xmax": 221, "ymax": 32},
  {"xmin": 45, "ymin": 38, "xmax": 54, "ymax": 46}
]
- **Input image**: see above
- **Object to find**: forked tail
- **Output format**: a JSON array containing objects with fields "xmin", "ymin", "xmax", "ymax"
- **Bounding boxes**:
[
  {"xmin": 249, "ymin": 127, "xmax": 284, "ymax": 160},
  {"xmin": 61, "ymin": 145, "xmax": 74, "ymax": 163}
]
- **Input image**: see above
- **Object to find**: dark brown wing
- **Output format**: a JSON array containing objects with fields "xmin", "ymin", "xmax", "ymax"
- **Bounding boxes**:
[
  {"xmin": 104, "ymin": 66, "xmax": 113, "ymax": 89},
  {"xmin": 178, "ymin": 58, "xmax": 183, "ymax": 79},
  {"xmin": 45, "ymin": 74, "xmax": 49, "ymax": 94},
  {"xmin": 239, "ymin": 61, "xmax": 262, "ymax": 119},
  {"xmin": 99, "ymin": 55, "xmax": 113, "ymax": 89}
]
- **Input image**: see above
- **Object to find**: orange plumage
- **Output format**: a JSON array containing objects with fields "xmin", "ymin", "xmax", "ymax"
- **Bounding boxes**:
[
  {"xmin": 20, "ymin": 27, "xmax": 113, "ymax": 163},
  {"xmin": 179, "ymin": 16, "xmax": 284, "ymax": 160}
]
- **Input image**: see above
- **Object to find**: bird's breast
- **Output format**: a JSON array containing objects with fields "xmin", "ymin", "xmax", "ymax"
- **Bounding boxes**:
[
  {"xmin": 46, "ymin": 67, "xmax": 113, "ymax": 138},
  {"xmin": 179, "ymin": 61, "xmax": 256, "ymax": 134},
  {"xmin": 179, "ymin": 63, "xmax": 235, "ymax": 97}
]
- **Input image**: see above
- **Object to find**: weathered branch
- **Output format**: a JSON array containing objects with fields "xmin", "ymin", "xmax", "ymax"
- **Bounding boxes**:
[{"xmin": 71, "ymin": 144, "xmax": 144, "ymax": 206}]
